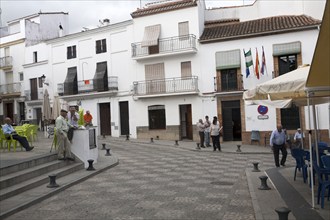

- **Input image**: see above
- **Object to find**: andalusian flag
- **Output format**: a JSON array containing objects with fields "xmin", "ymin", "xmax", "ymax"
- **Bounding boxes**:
[
  {"xmin": 255, "ymin": 48, "xmax": 260, "ymax": 79},
  {"xmin": 244, "ymin": 49, "xmax": 253, "ymax": 78}
]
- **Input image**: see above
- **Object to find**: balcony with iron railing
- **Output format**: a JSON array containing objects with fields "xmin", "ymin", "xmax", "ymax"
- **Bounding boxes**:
[
  {"xmin": 24, "ymin": 88, "xmax": 44, "ymax": 101},
  {"xmin": 131, "ymin": 34, "xmax": 197, "ymax": 60},
  {"xmin": 57, "ymin": 76, "xmax": 118, "ymax": 96},
  {"xmin": 0, "ymin": 56, "xmax": 13, "ymax": 69},
  {"xmin": 133, "ymin": 76, "xmax": 199, "ymax": 97},
  {"xmin": 213, "ymin": 75, "xmax": 244, "ymax": 94},
  {"xmin": 0, "ymin": 82, "xmax": 22, "ymax": 97}
]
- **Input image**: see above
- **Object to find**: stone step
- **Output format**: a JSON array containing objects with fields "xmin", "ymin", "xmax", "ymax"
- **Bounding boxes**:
[
  {"xmin": 0, "ymin": 158, "xmax": 118, "ymax": 219},
  {"xmin": 0, "ymin": 161, "xmax": 84, "ymax": 201},
  {"xmin": 0, "ymin": 153, "xmax": 58, "ymax": 176},
  {"xmin": 0, "ymin": 159, "xmax": 72, "ymax": 190}
]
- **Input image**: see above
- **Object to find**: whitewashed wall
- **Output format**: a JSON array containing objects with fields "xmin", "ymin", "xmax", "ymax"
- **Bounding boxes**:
[{"xmin": 205, "ymin": 0, "xmax": 326, "ymax": 22}]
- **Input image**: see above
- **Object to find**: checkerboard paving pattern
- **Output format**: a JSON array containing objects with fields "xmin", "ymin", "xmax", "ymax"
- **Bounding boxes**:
[{"xmin": 7, "ymin": 141, "xmax": 279, "ymax": 220}]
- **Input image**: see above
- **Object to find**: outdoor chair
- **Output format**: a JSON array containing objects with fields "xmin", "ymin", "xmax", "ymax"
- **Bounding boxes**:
[
  {"xmin": 321, "ymin": 155, "xmax": 330, "ymax": 169},
  {"xmin": 291, "ymin": 148, "xmax": 308, "ymax": 183},
  {"xmin": 313, "ymin": 161, "xmax": 330, "ymax": 209},
  {"xmin": 251, "ymin": 130, "xmax": 260, "ymax": 145},
  {"xmin": 31, "ymin": 125, "xmax": 38, "ymax": 141},
  {"xmin": 0, "ymin": 130, "xmax": 21, "ymax": 152}
]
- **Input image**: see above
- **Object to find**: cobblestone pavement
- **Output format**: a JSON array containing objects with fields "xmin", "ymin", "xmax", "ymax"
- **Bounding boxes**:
[{"xmin": 6, "ymin": 140, "xmax": 277, "ymax": 220}]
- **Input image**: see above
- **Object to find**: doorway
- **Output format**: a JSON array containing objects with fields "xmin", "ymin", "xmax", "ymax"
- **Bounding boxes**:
[
  {"xmin": 179, "ymin": 104, "xmax": 192, "ymax": 140},
  {"xmin": 221, "ymin": 100, "xmax": 241, "ymax": 141},
  {"xmin": 4, "ymin": 102, "xmax": 14, "ymax": 121},
  {"xmin": 99, "ymin": 103, "xmax": 111, "ymax": 136},
  {"xmin": 119, "ymin": 101, "xmax": 129, "ymax": 135}
]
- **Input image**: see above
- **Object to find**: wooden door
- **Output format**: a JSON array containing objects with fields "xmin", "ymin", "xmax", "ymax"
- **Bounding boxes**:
[
  {"xmin": 99, "ymin": 103, "xmax": 111, "ymax": 136},
  {"xmin": 119, "ymin": 101, "xmax": 129, "ymax": 135},
  {"xmin": 30, "ymin": 78, "xmax": 38, "ymax": 100},
  {"xmin": 179, "ymin": 104, "xmax": 192, "ymax": 140}
]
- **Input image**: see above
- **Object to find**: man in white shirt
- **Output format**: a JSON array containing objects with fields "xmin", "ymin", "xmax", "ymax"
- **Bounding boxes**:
[
  {"xmin": 67, "ymin": 106, "xmax": 79, "ymax": 128},
  {"xmin": 293, "ymin": 128, "xmax": 305, "ymax": 149}
]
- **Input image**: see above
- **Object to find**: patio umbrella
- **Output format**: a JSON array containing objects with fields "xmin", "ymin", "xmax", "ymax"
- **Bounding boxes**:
[{"xmin": 52, "ymin": 96, "xmax": 61, "ymax": 120}]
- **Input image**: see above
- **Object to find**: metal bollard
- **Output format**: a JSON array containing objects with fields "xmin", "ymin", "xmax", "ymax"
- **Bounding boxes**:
[
  {"xmin": 47, "ymin": 174, "xmax": 59, "ymax": 188},
  {"xmin": 196, "ymin": 143, "xmax": 201, "ymax": 149},
  {"xmin": 105, "ymin": 148, "xmax": 111, "ymax": 156},
  {"xmin": 126, "ymin": 134, "xmax": 130, "ymax": 141},
  {"xmin": 258, "ymin": 175, "xmax": 271, "ymax": 190},
  {"xmin": 236, "ymin": 144, "xmax": 242, "ymax": 152},
  {"xmin": 103, "ymin": 134, "xmax": 106, "ymax": 139},
  {"xmin": 86, "ymin": 159, "xmax": 95, "ymax": 171},
  {"xmin": 150, "ymin": 137, "xmax": 154, "ymax": 143},
  {"xmin": 175, "ymin": 140, "xmax": 179, "ymax": 146},
  {"xmin": 275, "ymin": 207, "xmax": 291, "ymax": 220},
  {"xmin": 101, "ymin": 143, "xmax": 106, "ymax": 150},
  {"xmin": 252, "ymin": 162, "xmax": 261, "ymax": 172},
  {"xmin": 156, "ymin": 136, "xmax": 159, "ymax": 140}
]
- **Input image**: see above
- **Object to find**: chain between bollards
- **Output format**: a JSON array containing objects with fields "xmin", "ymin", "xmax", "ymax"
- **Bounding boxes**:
[{"xmin": 47, "ymin": 174, "xmax": 59, "ymax": 188}]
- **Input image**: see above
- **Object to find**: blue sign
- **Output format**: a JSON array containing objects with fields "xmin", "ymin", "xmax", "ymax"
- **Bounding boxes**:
[{"xmin": 257, "ymin": 105, "xmax": 268, "ymax": 115}]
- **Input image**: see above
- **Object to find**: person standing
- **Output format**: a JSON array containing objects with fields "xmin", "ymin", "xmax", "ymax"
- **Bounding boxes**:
[
  {"xmin": 270, "ymin": 125, "xmax": 287, "ymax": 167},
  {"xmin": 55, "ymin": 109, "xmax": 74, "ymax": 161},
  {"xmin": 2, "ymin": 117, "xmax": 34, "ymax": 151},
  {"xmin": 293, "ymin": 128, "xmax": 304, "ymax": 149},
  {"xmin": 196, "ymin": 119, "xmax": 205, "ymax": 149},
  {"xmin": 210, "ymin": 116, "xmax": 222, "ymax": 151},
  {"xmin": 83, "ymin": 110, "xmax": 93, "ymax": 126},
  {"xmin": 204, "ymin": 115, "xmax": 211, "ymax": 147},
  {"xmin": 67, "ymin": 106, "xmax": 79, "ymax": 128}
]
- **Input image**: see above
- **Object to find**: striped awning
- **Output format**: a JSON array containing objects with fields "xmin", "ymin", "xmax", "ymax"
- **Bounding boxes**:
[{"xmin": 141, "ymin": 24, "xmax": 161, "ymax": 47}]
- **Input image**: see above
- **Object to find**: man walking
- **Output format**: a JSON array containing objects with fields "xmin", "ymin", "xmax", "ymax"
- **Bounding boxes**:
[
  {"xmin": 55, "ymin": 109, "xmax": 74, "ymax": 161},
  {"xmin": 270, "ymin": 125, "xmax": 287, "ymax": 167}
]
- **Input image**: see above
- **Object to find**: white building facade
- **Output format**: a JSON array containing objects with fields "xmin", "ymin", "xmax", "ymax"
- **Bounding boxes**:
[{"xmin": 2, "ymin": 0, "xmax": 328, "ymax": 145}]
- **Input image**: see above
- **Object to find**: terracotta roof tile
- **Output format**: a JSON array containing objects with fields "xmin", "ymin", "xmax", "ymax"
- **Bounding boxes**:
[
  {"xmin": 131, "ymin": 0, "xmax": 197, "ymax": 18},
  {"xmin": 200, "ymin": 15, "xmax": 321, "ymax": 43}
]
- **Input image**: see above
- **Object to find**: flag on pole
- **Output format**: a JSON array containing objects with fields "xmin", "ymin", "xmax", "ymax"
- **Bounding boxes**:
[
  {"xmin": 261, "ymin": 46, "xmax": 267, "ymax": 75},
  {"xmin": 255, "ymin": 48, "xmax": 260, "ymax": 79},
  {"xmin": 244, "ymin": 49, "xmax": 253, "ymax": 78}
]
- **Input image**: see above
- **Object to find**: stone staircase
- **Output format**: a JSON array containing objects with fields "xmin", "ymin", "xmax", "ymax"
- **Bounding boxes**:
[{"xmin": 0, "ymin": 153, "xmax": 84, "ymax": 219}]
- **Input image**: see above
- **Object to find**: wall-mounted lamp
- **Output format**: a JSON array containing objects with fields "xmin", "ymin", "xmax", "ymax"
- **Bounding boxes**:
[{"xmin": 41, "ymin": 74, "xmax": 49, "ymax": 86}]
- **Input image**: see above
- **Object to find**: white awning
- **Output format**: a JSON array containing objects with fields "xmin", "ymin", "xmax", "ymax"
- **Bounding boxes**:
[{"xmin": 141, "ymin": 24, "xmax": 161, "ymax": 47}]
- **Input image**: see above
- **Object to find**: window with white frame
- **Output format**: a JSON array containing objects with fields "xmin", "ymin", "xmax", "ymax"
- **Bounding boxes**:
[{"xmin": 67, "ymin": 45, "xmax": 77, "ymax": 59}]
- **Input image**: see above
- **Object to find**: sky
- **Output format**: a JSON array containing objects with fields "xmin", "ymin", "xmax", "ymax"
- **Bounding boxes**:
[{"xmin": 0, "ymin": 0, "xmax": 254, "ymax": 33}]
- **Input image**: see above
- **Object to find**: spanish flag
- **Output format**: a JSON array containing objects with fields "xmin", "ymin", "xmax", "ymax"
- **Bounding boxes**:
[{"xmin": 255, "ymin": 48, "xmax": 260, "ymax": 79}]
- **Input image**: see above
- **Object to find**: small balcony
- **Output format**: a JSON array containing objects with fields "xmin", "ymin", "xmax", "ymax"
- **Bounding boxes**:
[
  {"xmin": 0, "ymin": 56, "xmax": 13, "ymax": 70},
  {"xmin": 57, "ymin": 76, "xmax": 118, "ymax": 97},
  {"xmin": 133, "ymin": 76, "xmax": 199, "ymax": 98},
  {"xmin": 24, "ymin": 89, "xmax": 44, "ymax": 101},
  {"xmin": 214, "ymin": 75, "xmax": 244, "ymax": 94},
  {"xmin": 131, "ymin": 35, "xmax": 197, "ymax": 60},
  {"xmin": 0, "ymin": 82, "xmax": 22, "ymax": 97}
]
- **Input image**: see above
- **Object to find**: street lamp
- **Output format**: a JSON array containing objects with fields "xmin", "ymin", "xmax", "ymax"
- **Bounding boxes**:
[{"xmin": 41, "ymin": 74, "xmax": 49, "ymax": 86}]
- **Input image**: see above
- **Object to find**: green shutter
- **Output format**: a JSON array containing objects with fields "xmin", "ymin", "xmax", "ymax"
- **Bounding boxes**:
[
  {"xmin": 215, "ymin": 49, "xmax": 241, "ymax": 70},
  {"xmin": 273, "ymin": 41, "xmax": 301, "ymax": 56}
]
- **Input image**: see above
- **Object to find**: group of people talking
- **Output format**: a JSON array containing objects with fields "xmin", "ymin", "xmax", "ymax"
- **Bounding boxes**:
[{"xmin": 197, "ymin": 115, "xmax": 223, "ymax": 151}]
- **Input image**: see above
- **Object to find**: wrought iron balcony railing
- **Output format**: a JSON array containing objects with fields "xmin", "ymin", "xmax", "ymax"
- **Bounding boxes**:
[
  {"xmin": 214, "ymin": 75, "xmax": 244, "ymax": 92},
  {"xmin": 24, "ymin": 89, "xmax": 44, "ymax": 101},
  {"xmin": 131, "ymin": 34, "xmax": 197, "ymax": 58},
  {"xmin": 0, "ymin": 82, "xmax": 22, "ymax": 96},
  {"xmin": 57, "ymin": 76, "xmax": 118, "ymax": 96},
  {"xmin": 133, "ymin": 76, "xmax": 198, "ymax": 96},
  {"xmin": 0, "ymin": 56, "xmax": 13, "ymax": 69}
]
